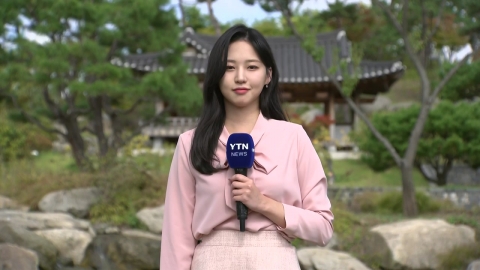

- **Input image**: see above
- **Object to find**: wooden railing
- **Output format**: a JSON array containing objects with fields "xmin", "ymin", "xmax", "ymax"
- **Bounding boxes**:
[{"xmin": 142, "ymin": 117, "xmax": 199, "ymax": 137}]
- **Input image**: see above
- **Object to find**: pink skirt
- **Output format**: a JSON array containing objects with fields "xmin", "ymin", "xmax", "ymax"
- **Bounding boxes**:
[{"xmin": 191, "ymin": 230, "xmax": 301, "ymax": 270}]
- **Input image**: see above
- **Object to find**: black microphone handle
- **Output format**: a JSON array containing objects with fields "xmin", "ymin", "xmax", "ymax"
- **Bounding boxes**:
[{"xmin": 234, "ymin": 168, "xmax": 249, "ymax": 232}]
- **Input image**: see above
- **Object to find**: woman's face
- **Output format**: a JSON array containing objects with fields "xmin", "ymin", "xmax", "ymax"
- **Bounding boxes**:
[{"xmin": 220, "ymin": 40, "xmax": 271, "ymax": 110}]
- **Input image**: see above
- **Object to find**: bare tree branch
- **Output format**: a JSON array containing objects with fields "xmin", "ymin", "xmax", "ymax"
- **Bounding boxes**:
[
  {"xmin": 8, "ymin": 94, "xmax": 67, "ymax": 136},
  {"xmin": 178, "ymin": 0, "xmax": 187, "ymax": 27},
  {"xmin": 274, "ymin": 0, "xmax": 403, "ymax": 165},
  {"xmin": 373, "ymin": 0, "xmax": 430, "ymax": 102}
]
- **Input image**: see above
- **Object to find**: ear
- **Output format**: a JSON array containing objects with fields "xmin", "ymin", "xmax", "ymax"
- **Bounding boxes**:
[{"xmin": 265, "ymin": 67, "xmax": 272, "ymax": 85}]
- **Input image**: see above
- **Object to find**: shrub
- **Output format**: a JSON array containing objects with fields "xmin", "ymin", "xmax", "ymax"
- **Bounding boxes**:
[
  {"xmin": 351, "ymin": 191, "xmax": 446, "ymax": 214},
  {"xmin": 0, "ymin": 122, "xmax": 27, "ymax": 161},
  {"xmin": 0, "ymin": 159, "xmax": 95, "ymax": 209},
  {"xmin": 89, "ymin": 152, "xmax": 171, "ymax": 227},
  {"xmin": 437, "ymin": 242, "xmax": 480, "ymax": 270}
]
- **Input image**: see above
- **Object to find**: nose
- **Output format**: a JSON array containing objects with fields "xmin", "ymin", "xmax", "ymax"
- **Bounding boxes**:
[{"xmin": 235, "ymin": 67, "xmax": 246, "ymax": 84}]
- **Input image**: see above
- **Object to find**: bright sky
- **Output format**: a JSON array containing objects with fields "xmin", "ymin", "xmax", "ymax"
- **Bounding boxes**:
[
  {"xmin": 22, "ymin": 0, "xmax": 472, "ymax": 60},
  {"xmin": 168, "ymin": 0, "xmax": 370, "ymax": 25}
]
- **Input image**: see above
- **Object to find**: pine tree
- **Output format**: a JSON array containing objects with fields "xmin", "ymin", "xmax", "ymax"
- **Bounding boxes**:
[{"xmin": 1, "ymin": 0, "xmax": 201, "ymax": 169}]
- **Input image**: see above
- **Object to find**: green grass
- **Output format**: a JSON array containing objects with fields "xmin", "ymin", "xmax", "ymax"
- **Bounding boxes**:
[
  {"xmin": 331, "ymin": 159, "xmax": 428, "ymax": 188},
  {"xmin": 30, "ymin": 151, "xmax": 79, "ymax": 173}
]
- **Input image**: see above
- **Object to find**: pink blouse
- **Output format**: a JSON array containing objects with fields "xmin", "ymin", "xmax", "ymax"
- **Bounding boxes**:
[{"xmin": 160, "ymin": 112, "xmax": 334, "ymax": 270}]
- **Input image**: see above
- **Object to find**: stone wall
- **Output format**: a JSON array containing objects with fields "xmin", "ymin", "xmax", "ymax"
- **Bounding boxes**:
[
  {"xmin": 447, "ymin": 165, "xmax": 480, "ymax": 185},
  {"xmin": 327, "ymin": 187, "xmax": 480, "ymax": 210}
]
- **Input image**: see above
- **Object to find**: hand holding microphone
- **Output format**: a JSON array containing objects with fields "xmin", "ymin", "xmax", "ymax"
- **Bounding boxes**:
[{"xmin": 226, "ymin": 133, "xmax": 257, "ymax": 232}]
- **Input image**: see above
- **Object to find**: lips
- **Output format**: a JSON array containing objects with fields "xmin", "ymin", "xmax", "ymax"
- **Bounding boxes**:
[{"xmin": 233, "ymin": 88, "xmax": 249, "ymax": 95}]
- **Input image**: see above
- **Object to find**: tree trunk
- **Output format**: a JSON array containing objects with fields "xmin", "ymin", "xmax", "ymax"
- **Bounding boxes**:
[
  {"xmin": 103, "ymin": 96, "xmax": 124, "ymax": 150},
  {"xmin": 88, "ymin": 96, "xmax": 109, "ymax": 157},
  {"xmin": 206, "ymin": 0, "xmax": 221, "ymax": 36},
  {"xmin": 109, "ymin": 111, "xmax": 124, "ymax": 150},
  {"xmin": 435, "ymin": 159, "xmax": 453, "ymax": 186},
  {"xmin": 62, "ymin": 116, "xmax": 88, "ymax": 170},
  {"xmin": 400, "ymin": 162, "xmax": 418, "ymax": 216},
  {"xmin": 179, "ymin": 0, "xmax": 187, "ymax": 28}
]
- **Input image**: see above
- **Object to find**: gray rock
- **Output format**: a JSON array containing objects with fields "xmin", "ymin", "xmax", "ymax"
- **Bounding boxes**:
[
  {"xmin": 468, "ymin": 260, "xmax": 480, "ymax": 270},
  {"xmin": 82, "ymin": 234, "xmax": 160, "ymax": 270},
  {"xmin": 35, "ymin": 229, "xmax": 93, "ymax": 266},
  {"xmin": 0, "ymin": 195, "xmax": 29, "ymax": 211},
  {"xmin": 92, "ymin": 223, "xmax": 120, "ymax": 235},
  {"xmin": 0, "ymin": 210, "xmax": 93, "ymax": 232},
  {"xmin": 364, "ymin": 219, "xmax": 476, "ymax": 270},
  {"xmin": 0, "ymin": 243, "xmax": 39, "ymax": 270},
  {"xmin": 0, "ymin": 221, "xmax": 57, "ymax": 270},
  {"xmin": 38, "ymin": 187, "xmax": 102, "ymax": 218},
  {"xmin": 135, "ymin": 205, "xmax": 164, "ymax": 234},
  {"xmin": 297, "ymin": 247, "xmax": 371, "ymax": 270}
]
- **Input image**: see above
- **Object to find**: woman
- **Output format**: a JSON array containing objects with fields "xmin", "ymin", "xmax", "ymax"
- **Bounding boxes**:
[{"xmin": 160, "ymin": 24, "xmax": 334, "ymax": 270}]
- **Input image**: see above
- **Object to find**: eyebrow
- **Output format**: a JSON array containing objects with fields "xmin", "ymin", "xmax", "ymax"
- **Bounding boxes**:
[{"xmin": 227, "ymin": 59, "xmax": 261, "ymax": 63}]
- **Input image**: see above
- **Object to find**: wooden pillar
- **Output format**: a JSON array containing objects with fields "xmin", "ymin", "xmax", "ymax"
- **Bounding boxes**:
[
  {"xmin": 324, "ymin": 90, "xmax": 336, "ymax": 142},
  {"xmin": 352, "ymin": 95, "xmax": 361, "ymax": 131}
]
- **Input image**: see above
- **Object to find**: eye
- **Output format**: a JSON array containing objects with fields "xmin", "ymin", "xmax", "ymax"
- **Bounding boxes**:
[
  {"xmin": 248, "ymin": 66, "xmax": 259, "ymax": 70},
  {"xmin": 226, "ymin": 65, "xmax": 235, "ymax": 70}
]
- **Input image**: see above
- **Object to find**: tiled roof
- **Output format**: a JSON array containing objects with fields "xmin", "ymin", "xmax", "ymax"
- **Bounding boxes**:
[{"xmin": 111, "ymin": 28, "xmax": 404, "ymax": 83}]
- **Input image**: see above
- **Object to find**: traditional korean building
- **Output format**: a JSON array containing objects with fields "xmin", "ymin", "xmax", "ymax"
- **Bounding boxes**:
[{"xmin": 110, "ymin": 27, "xmax": 404, "ymax": 150}]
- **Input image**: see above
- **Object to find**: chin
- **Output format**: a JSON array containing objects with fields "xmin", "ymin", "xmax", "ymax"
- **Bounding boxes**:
[{"xmin": 232, "ymin": 101, "xmax": 252, "ymax": 108}]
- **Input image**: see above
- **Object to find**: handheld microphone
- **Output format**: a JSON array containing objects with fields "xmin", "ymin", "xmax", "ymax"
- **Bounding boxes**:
[{"xmin": 226, "ymin": 133, "xmax": 255, "ymax": 232}]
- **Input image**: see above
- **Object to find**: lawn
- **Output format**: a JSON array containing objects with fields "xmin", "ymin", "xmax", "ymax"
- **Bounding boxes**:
[{"xmin": 331, "ymin": 159, "xmax": 428, "ymax": 188}]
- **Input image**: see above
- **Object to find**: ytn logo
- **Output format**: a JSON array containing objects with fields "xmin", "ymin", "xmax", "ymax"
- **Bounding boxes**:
[{"xmin": 229, "ymin": 143, "xmax": 249, "ymax": 150}]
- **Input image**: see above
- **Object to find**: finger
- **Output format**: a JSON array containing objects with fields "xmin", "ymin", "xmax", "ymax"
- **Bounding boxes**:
[
  {"xmin": 230, "ymin": 174, "xmax": 250, "ymax": 182},
  {"xmin": 233, "ymin": 188, "xmax": 251, "ymax": 197},
  {"xmin": 231, "ymin": 181, "xmax": 247, "ymax": 189}
]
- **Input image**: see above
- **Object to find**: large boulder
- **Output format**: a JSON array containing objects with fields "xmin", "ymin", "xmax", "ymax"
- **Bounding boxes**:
[
  {"xmin": 468, "ymin": 260, "xmax": 480, "ymax": 270},
  {"xmin": 35, "ymin": 229, "xmax": 93, "ymax": 265},
  {"xmin": 0, "ymin": 210, "xmax": 94, "ymax": 233},
  {"xmin": 0, "ymin": 243, "xmax": 39, "ymax": 270},
  {"xmin": 363, "ymin": 219, "xmax": 476, "ymax": 270},
  {"xmin": 297, "ymin": 247, "xmax": 371, "ymax": 270},
  {"xmin": 81, "ymin": 233, "xmax": 161, "ymax": 270},
  {"xmin": 38, "ymin": 187, "xmax": 102, "ymax": 218},
  {"xmin": 0, "ymin": 221, "xmax": 57, "ymax": 270},
  {"xmin": 136, "ymin": 205, "xmax": 164, "ymax": 234}
]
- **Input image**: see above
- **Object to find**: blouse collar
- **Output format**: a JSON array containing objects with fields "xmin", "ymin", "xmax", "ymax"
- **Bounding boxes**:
[{"xmin": 218, "ymin": 111, "xmax": 268, "ymax": 147}]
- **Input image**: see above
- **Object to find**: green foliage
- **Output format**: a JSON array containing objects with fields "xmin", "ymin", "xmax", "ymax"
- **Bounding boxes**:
[
  {"xmin": 0, "ymin": 156, "xmax": 94, "ymax": 208},
  {"xmin": 351, "ymin": 191, "xmax": 445, "ymax": 214},
  {"xmin": 90, "ymin": 149, "xmax": 173, "ymax": 226},
  {"xmin": 355, "ymin": 101, "xmax": 480, "ymax": 185},
  {"xmin": 440, "ymin": 61, "xmax": 480, "ymax": 102},
  {"xmin": 251, "ymin": 18, "xmax": 285, "ymax": 36},
  {"xmin": 1, "ymin": 0, "xmax": 201, "ymax": 168},
  {"xmin": 331, "ymin": 159, "xmax": 428, "ymax": 188},
  {"xmin": 446, "ymin": 215, "xmax": 480, "ymax": 232},
  {"xmin": 355, "ymin": 105, "xmax": 419, "ymax": 171},
  {"xmin": 331, "ymin": 203, "xmax": 362, "ymax": 236},
  {"xmin": 183, "ymin": 5, "xmax": 210, "ymax": 32},
  {"xmin": 0, "ymin": 120, "xmax": 27, "ymax": 162},
  {"xmin": 437, "ymin": 242, "xmax": 480, "ymax": 270}
]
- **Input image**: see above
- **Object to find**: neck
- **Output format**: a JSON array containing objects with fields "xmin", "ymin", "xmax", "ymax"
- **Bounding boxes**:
[{"xmin": 224, "ymin": 103, "xmax": 260, "ymax": 134}]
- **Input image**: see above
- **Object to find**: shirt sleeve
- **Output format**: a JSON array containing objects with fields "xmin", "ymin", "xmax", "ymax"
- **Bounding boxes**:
[
  {"xmin": 160, "ymin": 133, "xmax": 197, "ymax": 270},
  {"xmin": 277, "ymin": 125, "xmax": 334, "ymax": 246}
]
